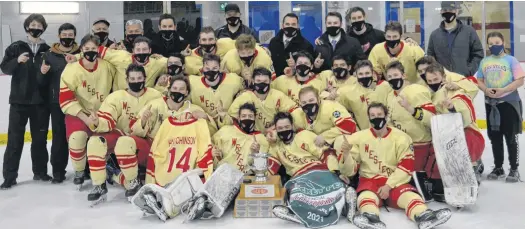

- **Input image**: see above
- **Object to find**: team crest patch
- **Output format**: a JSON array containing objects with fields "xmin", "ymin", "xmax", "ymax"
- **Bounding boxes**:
[{"xmin": 333, "ymin": 111, "xmax": 341, "ymax": 118}]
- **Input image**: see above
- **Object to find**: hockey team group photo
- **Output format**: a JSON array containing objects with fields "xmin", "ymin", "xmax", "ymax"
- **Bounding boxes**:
[{"xmin": 0, "ymin": 1, "xmax": 524, "ymax": 229}]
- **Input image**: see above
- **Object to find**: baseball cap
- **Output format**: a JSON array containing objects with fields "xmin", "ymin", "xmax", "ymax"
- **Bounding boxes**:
[
  {"xmin": 93, "ymin": 18, "xmax": 110, "ymax": 27},
  {"xmin": 224, "ymin": 4, "xmax": 240, "ymax": 13},
  {"xmin": 441, "ymin": 1, "xmax": 461, "ymax": 11}
]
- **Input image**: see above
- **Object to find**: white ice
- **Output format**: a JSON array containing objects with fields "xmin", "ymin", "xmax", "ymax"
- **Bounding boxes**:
[{"xmin": 0, "ymin": 131, "xmax": 524, "ymax": 229}]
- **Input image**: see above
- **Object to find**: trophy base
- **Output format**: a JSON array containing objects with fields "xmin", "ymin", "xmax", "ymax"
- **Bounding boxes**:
[{"xmin": 233, "ymin": 175, "xmax": 286, "ymax": 218}]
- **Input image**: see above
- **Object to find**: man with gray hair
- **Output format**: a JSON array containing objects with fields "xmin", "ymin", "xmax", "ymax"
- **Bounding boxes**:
[
  {"xmin": 427, "ymin": 1, "xmax": 483, "ymax": 77},
  {"xmin": 92, "ymin": 18, "xmax": 115, "ymax": 48},
  {"xmin": 119, "ymin": 19, "xmax": 144, "ymax": 52}
]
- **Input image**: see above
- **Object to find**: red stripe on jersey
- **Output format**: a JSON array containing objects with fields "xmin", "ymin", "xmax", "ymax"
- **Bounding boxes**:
[
  {"xmin": 59, "ymin": 90, "xmax": 76, "ymax": 107},
  {"xmin": 268, "ymin": 156, "xmax": 281, "ymax": 175},
  {"xmin": 197, "ymin": 146, "xmax": 213, "ymax": 170},
  {"xmin": 419, "ymin": 103, "xmax": 436, "ymax": 114},
  {"xmin": 129, "ymin": 118, "xmax": 138, "ymax": 130},
  {"xmin": 335, "ymin": 117, "xmax": 357, "ymax": 134},
  {"xmin": 98, "ymin": 112, "xmax": 116, "ymax": 129},
  {"xmin": 452, "ymin": 94, "xmax": 476, "ymax": 121},
  {"xmin": 98, "ymin": 46, "xmax": 107, "ymax": 58},
  {"xmin": 465, "ymin": 76, "xmax": 478, "ymax": 84},
  {"xmin": 398, "ymin": 158, "xmax": 414, "ymax": 174}
]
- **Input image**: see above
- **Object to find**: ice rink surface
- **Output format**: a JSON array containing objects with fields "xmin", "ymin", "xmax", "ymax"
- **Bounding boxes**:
[{"xmin": 0, "ymin": 131, "xmax": 524, "ymax": 229}]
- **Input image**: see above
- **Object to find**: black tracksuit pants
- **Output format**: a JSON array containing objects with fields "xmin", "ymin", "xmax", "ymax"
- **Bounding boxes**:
[
  {"xmin": 49, "ymin": 103, "xmax": 68, "ymax": 177},
  {"xmin": 2, "ymin": 104, "xmax": 49, "ymax": 180},
  {"xmin": 486, "ymin": 102, "xmax": 521, "ymax": 170}
]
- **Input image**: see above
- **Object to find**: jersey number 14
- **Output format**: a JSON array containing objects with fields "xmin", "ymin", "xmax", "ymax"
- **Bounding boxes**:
[{"xmin": 167, "ymin": 147, "xmax": 192, "ymax": 173}]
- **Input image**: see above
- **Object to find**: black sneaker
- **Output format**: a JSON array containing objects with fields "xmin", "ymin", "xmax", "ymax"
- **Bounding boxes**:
[
  {"xmin": 33, "ymin": 174, "xmax": 52, "ymax": 181},
  {"xmin": 487, "ymin": 167, "xmax": 505, "ymax": 180},
  {"xmin": 0, "ymin": 179, "xmax": 17, "ymax": 190},
  {"xmin": 506, "ymin": 169, "xmax": 521, "ymax": 183},
  {"xmin": 51, "ymin": 173, "xmax": 66, "ymax": 184}
]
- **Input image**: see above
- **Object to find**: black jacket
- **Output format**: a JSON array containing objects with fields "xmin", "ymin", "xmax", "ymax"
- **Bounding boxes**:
[
  {"xmin": 269, "ymin": 30, "xmax": 314, "ymax": 76},
  {"xmin": 151, "ymin": 31, "xmax": 186, "ymax": 57},
  {"xmin": 427, "ymin": 20, "xmax": 484, "ymax": 76},
  {"xmin": 347, "ymin": 23, "xmax": 385, "ymax": 57},
  {"xmin": 38, "ymin": 43, "xmax": 81, "ymax": 104},
  {"xmin": 314, "ymin": 31, "xmax": 366, "ymax": 72},
  {"xmin": 0, "ymin": 40, "xmax": 50, "ymax": 104},
  {"xmin": 215, "ymin": 23, "xmax": 259, "ymax": 42}
]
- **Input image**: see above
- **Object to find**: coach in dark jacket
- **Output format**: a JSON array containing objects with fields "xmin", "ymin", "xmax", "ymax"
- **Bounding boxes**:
[
  {"xmin": 345, "ymin": 7, "xmax": 385, "ymax": 57},
  {"xmin": 215, "ymin": 4, "xmax": 259, "ymax": 42},
  {"xmin": 0, "ymin": 14, "xmax": 51, "ymax": 189},
  {"xmin": 427, "ymin": 1, "xmax": 483, "ymax": 76},
  {"xmin": 38, "ymin": 23, "xmax": 81, "ymax": 184},
  {"xmin": 269, "ymin": 13, "xmax": 314, "ymax": 77},
  {"xmin": 314, "ymin": 12, "xmax": 366, "ymax": 72}
]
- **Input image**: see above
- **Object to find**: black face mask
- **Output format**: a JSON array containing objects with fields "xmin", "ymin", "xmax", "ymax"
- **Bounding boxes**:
[
  {"xmin": 277, "ymin": 129, "xmax": 294, "ymax": 142},
  {"xmin": 169, "ymin": 91, "xmax": 186, "ymax": 103},
  {"xmin": 240, "ymin": 119, "xmax": 255, "ymax": 133},
  {"xmin": 420, "ymin": 73, "xmax": 426, "ymax": 81},
  {"xmin": 326, "ymin": 26, "xmax": 341, "ymax": 36},
  {"xmin": 370, "ymin": 117, "xmax": 387, "ymax": 130},
  {"xmin": 28, "ymin": 28, "xmax": 43, "ymax": 38},
  {"xmin": 302, "ymin": 103, "xmax": 319, "ymax": 117},
  {"xmin": 283, "ymin": 27, "xmax": 298, "ymax": 37},
  {"xmin": 442, "ymin": 12, "xmax": 456, "ymax": 23},
  {"xmin": 227, "ymin": 17, "xmax": 240, "ymax": 26},
  {"xmin": 203, "ymin": 70, "xmax": 220, "ymax": 81},
  {"xmin": 126, "ymin": 34, "xmax": 140, "ymax": 43},
  {"xmin": 428, "ymin": 83, "xmax": 442, "ymax": 92},
  {"xmin": 386, "ymin": 39, "xmax": 400, "ymax": 48},
  {"xmin": 333, "ymin": 68, "xmax": 348, "ymax": 79},
  {"xmin": 240, "ymin": 55, "xmax": 254, "ymax": 66},
  {"xmin": 83, "ymin": 51, "xmax": 98, "ymax": 62},
  {"xmin": 134, "ymin": 53, "xmax": 149, "ymax": 63},
  {"xmin": 95, "ymin": 32, "xmax": 108, "ymax": 42},
  {"xmin": 60, "ymin": 38, "xmax": 75, "ymax": 48},
  {"xmin": 253, "ymin": 82, "xmax": 270, "ymax": 94},
  {"xmin": 128, "ymin": 81, "xmax": 145, "ymax": 92},
  {"xmin": 159, "ymin": 30, "xmax": 175, "ymax": 41},
  {"xmin": 358, "ymin": 76, "xmax": 373, "ymax": 88},
  {"xmin": 168, "ymin": 64, "xmax": 183, "ymax": 76},
  {"xmin": 296, "ymin": 64, "xmax": 311, "ymax": 77},
  {"xmin": 201, "ymin": 44, "xmax": 216, "ymax": 53},
  {"xmin": 351, "ymin": 20, "xmax": 365, "ymax": 32},
  {"xmin": 388, "ymin": 78, "xmax": 404, "ymax": 90}
]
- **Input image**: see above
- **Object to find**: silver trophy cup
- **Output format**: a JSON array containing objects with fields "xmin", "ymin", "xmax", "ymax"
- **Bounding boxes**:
[{"xmin": 250, "ymin": 152, "xmax": 270, "ymax": 183}]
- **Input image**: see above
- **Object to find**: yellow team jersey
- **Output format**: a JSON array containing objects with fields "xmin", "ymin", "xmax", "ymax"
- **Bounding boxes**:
[
  {"xmin": 385, "ymin": 84, "xmax": 435, "ymax": 143},
  {"xmin": 94, "ymin": 88, "xmax": 162, "ymax": 135},
  {"xmin": 188, "ymin": 73, "xmax": 244, "ymax": 118},
  {"xmin": 368, "ymin": 41, "xmax": 425, "ymax": 84},
  {"xmin": 59, "ymin": 59, "xmax": 116, "ymax": 116},
  {"xmin": 291, "ymin": 100, "xmax": 357, "ymax": 144},
  {"xmin": 185, "ymin": 38, "xmax": 237, "ymax": 76},
  {"xmin": 221, "ymin": 48, "xmax": 274, "ymax": 80},
  {"xmin": 228, "ymin": 89, "xmax": 298, "ymax": 132},
  {"xmin": 432, "ymin": 88, "xmax": 481, "ymax": 133},
  {"xmin": 319, "ymin": 70, "xmax": 358, "ymax": 100},
  {"xmin": 131, "ymin": 97, "xmax": 218, "ymax": 139},
  {"xmin": 147, "ymin": 117, "xmax": 213, "ymax": 186},
  {"xmin": 268, "ymin": 130, "xmax": 339, "ymax": 176},
  {"xmin": 98, "ymin": 46, "xmax": 167, "ymax": 90},
  {"xmin": 212, "ymin": 124, "xmax": 269, "ymax": 172},
  {"xmin": 272, "ymin": 74, "xmax": 327, "ymax": 104},
  {"xmin": 336, "ymin": 81, "xmax": 392, "ymax": 129},
  {"xmin": 340, "ymin": 127, "xmax": 414, "ymax": 188}
]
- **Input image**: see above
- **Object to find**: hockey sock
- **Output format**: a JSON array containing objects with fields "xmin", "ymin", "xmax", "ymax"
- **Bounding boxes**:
[
  {"xmin": 357, "ymin": 191, "xmax": 380, "ymax": 216},
  {"xmin": 397, "ymin": 191, "xmax": 427, "ymax": 221}
]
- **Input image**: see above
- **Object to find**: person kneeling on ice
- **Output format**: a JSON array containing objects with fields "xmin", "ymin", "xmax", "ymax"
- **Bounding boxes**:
[
  {"xmin": 339, "ymin": 102, "xmax": 451, "ymax": 229},
  {"xmin": 269, "ymin": 112, "xmax": 351, "ymax": 228}
]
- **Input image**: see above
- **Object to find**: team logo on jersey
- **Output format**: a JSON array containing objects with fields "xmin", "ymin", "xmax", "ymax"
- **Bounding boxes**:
[{"xmin": 333, "ymin": 111, "xmax": 341, "ymax": 118}]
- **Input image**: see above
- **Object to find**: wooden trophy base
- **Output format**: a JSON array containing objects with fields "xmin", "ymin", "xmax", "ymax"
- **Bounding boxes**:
[{"xmin": 233, "ymin": 175, "xmax": 286, "ymax": 218}]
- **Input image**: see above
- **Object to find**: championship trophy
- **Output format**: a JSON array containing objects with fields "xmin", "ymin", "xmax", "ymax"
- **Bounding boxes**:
[{"xmin": 233, "ymin": 152, "xmax": 286, "ymax": 218}]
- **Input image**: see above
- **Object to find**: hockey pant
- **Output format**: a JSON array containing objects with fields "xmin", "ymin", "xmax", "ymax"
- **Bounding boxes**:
[
  {"xmin": 65, "ymin": 115, "xmax": 94, "ymax": 173},
  {"xmin": 114, "ymin": 136, "xmax": 151, "ymax": 189},
  {"xmin": 132, "ymin": 169, "xmax": 204, "ymax": 220},
  {"xmin": 86, "ymin": 130, "xmax": 123, "ymax": 185},
  {"xmin": 183, "ymin": 164, "xmax": 244, "ymax": 221},
  {"xmin": 357, "ymin": 177, "xmax": 427, "ymax": 221}
]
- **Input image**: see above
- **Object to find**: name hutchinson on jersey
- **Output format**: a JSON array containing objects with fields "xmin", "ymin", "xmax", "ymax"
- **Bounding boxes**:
[{"xmin": 169, "ymin": 136, "xmax": 196, "ymax": 145}]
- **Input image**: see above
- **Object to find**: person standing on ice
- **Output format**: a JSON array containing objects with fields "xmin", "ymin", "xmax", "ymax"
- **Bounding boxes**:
[{"xmin": 476, "ymin": 31, "xmax": 524, "ymax": 182}]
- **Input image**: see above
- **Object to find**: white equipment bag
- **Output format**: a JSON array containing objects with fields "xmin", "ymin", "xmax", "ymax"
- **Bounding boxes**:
[{"xmin": 431, "ymin": 113, "xmax": 478, "ymax": 207}]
